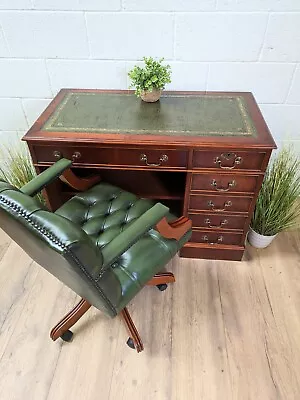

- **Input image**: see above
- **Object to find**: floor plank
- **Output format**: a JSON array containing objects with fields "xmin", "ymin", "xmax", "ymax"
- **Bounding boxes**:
[
  {"xmin": 0, "ymin": 242, "xmax": 37, "ymax": 361},
  {"xmin": 0, "ymin": 229, "xmax": 11, "ymax": 262},
  {"xmin": 108, "ymin": 270, "xmax": 173, "ymax": 400},
  {"xmin": 0, "ymin": 259, "xmax": 76, "ymax": 400},
  {"xmin": 171, "ymin": 257, "xmax": 231, "ymax": 400},
  {"xmin": 0, "ymin": 229, "xmax": 300, "ymax": 400},
  {"xmin": 217, "ymin": 253, "xmax": 280, "ymax": 399}
]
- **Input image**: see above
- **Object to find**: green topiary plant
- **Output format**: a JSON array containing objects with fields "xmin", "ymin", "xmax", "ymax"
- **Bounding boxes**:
[
  {"xmin": 128, "ymin": 57, "xmax": 171, "ymax": 98},
  {"xmin": 0, "ymin": 142, "xmax": 45, "ymax": 204}
]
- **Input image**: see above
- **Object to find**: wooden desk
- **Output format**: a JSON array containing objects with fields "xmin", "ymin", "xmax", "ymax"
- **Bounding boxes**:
[{"xmin": 23, "ymin": 89, "xmax": 276, "ymax": 261}]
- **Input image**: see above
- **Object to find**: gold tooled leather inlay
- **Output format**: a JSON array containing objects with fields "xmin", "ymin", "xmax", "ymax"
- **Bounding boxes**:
[{"xmin": 43, "ymin": 92, "xmax": 256, "ymax": 137}]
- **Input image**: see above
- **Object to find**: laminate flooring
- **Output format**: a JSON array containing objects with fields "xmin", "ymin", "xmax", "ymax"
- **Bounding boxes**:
[{"xmin": 0, "ymin": 228, "xmax": 300, "ymax": 400}]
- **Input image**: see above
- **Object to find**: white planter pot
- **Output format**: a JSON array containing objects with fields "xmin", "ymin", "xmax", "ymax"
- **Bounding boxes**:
[{"xmin": 247, "ymin": 227, "xmax": 277, "ymax": 249}]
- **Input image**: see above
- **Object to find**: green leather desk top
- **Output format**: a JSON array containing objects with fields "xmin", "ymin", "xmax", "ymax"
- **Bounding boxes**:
[
  {"xmin": 43, "ymin": 92, "xmax": 256, "ymax": 137},
  {"xmin": 23, "ymin": 89, "xmax": 276, "ymax": 149}
]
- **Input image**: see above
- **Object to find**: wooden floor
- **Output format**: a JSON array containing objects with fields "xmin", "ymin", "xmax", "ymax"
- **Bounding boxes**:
[{"xmin": 0, "ymin": 229, "xmax": 300, "ymax": 400}]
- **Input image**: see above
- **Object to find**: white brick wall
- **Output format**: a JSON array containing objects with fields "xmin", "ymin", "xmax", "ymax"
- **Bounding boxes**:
[
  {"xmin": 0, "ymin": 2, "xmax": 299, "ymax": 156},
  {"xmin": 175, "ymin": 13, "xmax": 268, "ymax": 61}
]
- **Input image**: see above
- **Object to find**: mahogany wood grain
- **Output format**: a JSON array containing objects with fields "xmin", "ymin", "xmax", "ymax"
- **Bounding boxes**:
[
  {"xmin": 191, "ymin": 173, "xmax": 259, "ymax": 194},
  {"xmin": 120, "ymin": 307, "xmax": 144, "ymax": 353},
  {"xmin": 33, "ymin": 145, "xmax": 188, "ymax": 169},
  {"xmin": 189, "ymin": 193, "xmax": 254, "ymax": 214},
  {"xmin": 189, "ymin": 212, "xmax": 247, "ymax": 231},
  {"xmin": 146, "ymin": 272, "xmax": 176, "ymax": 286},
  {"xmin": 183, "ymin": 172, "xmax": 192, "ymax": 216},
  {"xmin": 50, "ymin": 298, "xmax": 91, "ymax": 341},
  {"xmin": 35, "ymin": 165, "xmax": 65, "ymax": 211},
  {"xmin": 60, "ymin": 169, "xmax": 101, "ymax": 191},
  {"xmin": 190, "ymin": 229, "xmax": 244, "ymax": 246},
  {"xmin": 75, "ymin": 168, "xmax": 186, "ymax": 200},
  {"xmin": 23, "ymin": 89, "xmax": 277, "ymax": 261},
  {"xmin": 155, "ymin": 216, "xmax": 192, "ymax": 240},
  {"xmin": 23, "ymin": 89, "xmax": 276, "ymax": 149},
  {"xmin": 180, "ymin": 244, "xmax": 245, "ymax": 261},
  {"xmin": 192, "ymin": 150, "xmax": 266, "ymax": 171}
]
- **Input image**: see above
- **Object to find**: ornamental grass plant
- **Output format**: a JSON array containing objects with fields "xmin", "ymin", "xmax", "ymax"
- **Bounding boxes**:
[
  {"xmin": 251, "ymin": 147, "xmax": 300, "ymax": 236},
  {"xmin": 0, "ymin": 142, "xmax": 45, "ymax": 204}
]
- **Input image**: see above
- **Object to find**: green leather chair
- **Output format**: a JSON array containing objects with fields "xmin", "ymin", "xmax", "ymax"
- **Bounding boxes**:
[{"xmin": 0, "ymin": 158, "xmax": 192, "ymax": 352}]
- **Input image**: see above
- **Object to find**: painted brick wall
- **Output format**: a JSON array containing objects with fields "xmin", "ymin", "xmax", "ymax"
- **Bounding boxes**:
[{"xmin": 0, "ymin": 1, "xmax": 299, "ymax": 156}]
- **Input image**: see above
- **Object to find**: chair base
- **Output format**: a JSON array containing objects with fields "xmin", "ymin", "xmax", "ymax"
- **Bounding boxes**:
[
  {"xmin": 49, "ymin": 271, "xmax": 175, "ymax": 353},
  {"xmin": 50, "ymin": 298, "xmax": 91, "ymax": 341}
]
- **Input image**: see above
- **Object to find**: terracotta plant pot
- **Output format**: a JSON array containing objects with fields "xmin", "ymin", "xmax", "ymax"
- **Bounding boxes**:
[
  {"xmin": 140, "ymin": 89, "xmax": 162, "ymax": 103},
  {"xmin": 247, "ymin": 227, "xmax": 277, "ymax": 248}
]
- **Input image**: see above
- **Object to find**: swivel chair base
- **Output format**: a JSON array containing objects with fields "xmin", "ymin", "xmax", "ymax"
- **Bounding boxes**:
[{"xmin": 50, "ymin": 271, "xmax": 175, "ymax": 353}]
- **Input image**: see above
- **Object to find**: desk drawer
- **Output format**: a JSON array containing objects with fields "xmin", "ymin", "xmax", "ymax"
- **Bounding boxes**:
[
  {"xmin": 191, "ymin": 173, "xmax": 258, "ymax": 194},
  {"xmin": 191, "ymin": 230, "xmax": 243, "ymax": 246},
  {"xmin": 189, "ymin": 194, "xmax": 253, "ymax": 213},
  {"xmin": 33, "ymin": 146, "xmax": 188, "ymax": 169},
  {"xmin": 189, "ymin": 213, "xmax": 247, "ymax": 231},
  {"xmin": 193, "ymin": 150, "xmax": 265, "ymax": 171}
]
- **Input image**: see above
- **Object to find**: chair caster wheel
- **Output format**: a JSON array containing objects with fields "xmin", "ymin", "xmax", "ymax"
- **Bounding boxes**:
[
  {"xmin": 156, "ymin": 283, "xmax": 168, "ymax": 291},
  {"xmin": 60, "ymin": 330, "xmax": 73, "ymax": 342},
  {"xmin": 126, "ymin": 337, "xmax": 135, "ymax": 349}
]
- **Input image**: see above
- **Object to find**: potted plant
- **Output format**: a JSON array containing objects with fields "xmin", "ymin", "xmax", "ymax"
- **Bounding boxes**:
[
  {"xmin": 248, "ymin": 147, "xmax": 300, "ymax": 248},
  {"xmin": 128, "ymin": 57, "xmax": 171, "ymax": 102},
  {"xmin": 0, "ymin": 142, "xmax": 45, "ymax": 204}
]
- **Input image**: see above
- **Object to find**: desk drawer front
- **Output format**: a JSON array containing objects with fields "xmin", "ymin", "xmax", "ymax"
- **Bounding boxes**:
[
  {"xmin": 189, "ymin": 194, "xmax": 253, "ymax": 213},
  {"xmin": 191, "ymin": 173, "xmax": 258, "ymax": 194},
  {"xmin": 189, "ymin": 213, "xmax": 247, "ymax": 231},
  {"xmin": 134, "ymin": 149, "xmax": 187, "ymax": 168},
  {"xmin": 34, "ymin": 146, "xmax": 188, "ymax": 169},
  {"xmin": 193, "ymin": 150, "xmax": 265, "ymax": 171},
  {"xmin": 191, "ymin": 230, "xmax": 243, "ymax": 246}
]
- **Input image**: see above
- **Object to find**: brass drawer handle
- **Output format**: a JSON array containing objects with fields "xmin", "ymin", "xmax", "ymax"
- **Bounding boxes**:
[
  {"xmin": 214, "ymin": 153, "xmax": 243, "ymax": 170},
  {"xmin": 202, "ymin": 235, "xmax": 224, "ymax": 244},
  {"xmin": 204, "ymin": 218, "xmax": 228, "ymax": 228},
  {"xmin": 211, "ymin": 179, "xmax": 236, "ymax": 192},
  {"xmin": 140, "ymin": 153, "xmax": 168, "ymax": 167},
  {"xmin": 208, "ymin": 200, "xmax": 232, "ymax": 211},
  {"xmin": 53, "ymin": 150, "xmax": 62, "ymax": 160},
  {"xmin": 72, "ymin": 151, "xmax": 81, "ymax": 161}
]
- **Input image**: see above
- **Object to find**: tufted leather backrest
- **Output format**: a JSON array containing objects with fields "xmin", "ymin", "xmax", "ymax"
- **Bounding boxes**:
[{"xmin": 0, "ymin": 181, "xmax": 120, "ymax": 317}]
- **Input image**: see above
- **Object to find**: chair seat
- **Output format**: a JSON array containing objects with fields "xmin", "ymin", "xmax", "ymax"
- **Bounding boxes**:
[{"xmin": 56, "ymin": 182, "xmax": 190, "ymax": 311}]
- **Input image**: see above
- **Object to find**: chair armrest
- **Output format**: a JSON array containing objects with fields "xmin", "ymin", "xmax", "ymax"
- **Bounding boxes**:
[
  {"xmin": 60, "ymin": 169, "xmax": 101, "ymax": 191},
  {"xmin": 20, "ymin": 158, "xmax": 72, "ymax": 197},
  {"xmin": 102, "ymin": 203, "xmax": 170, "ymax": 268}
]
